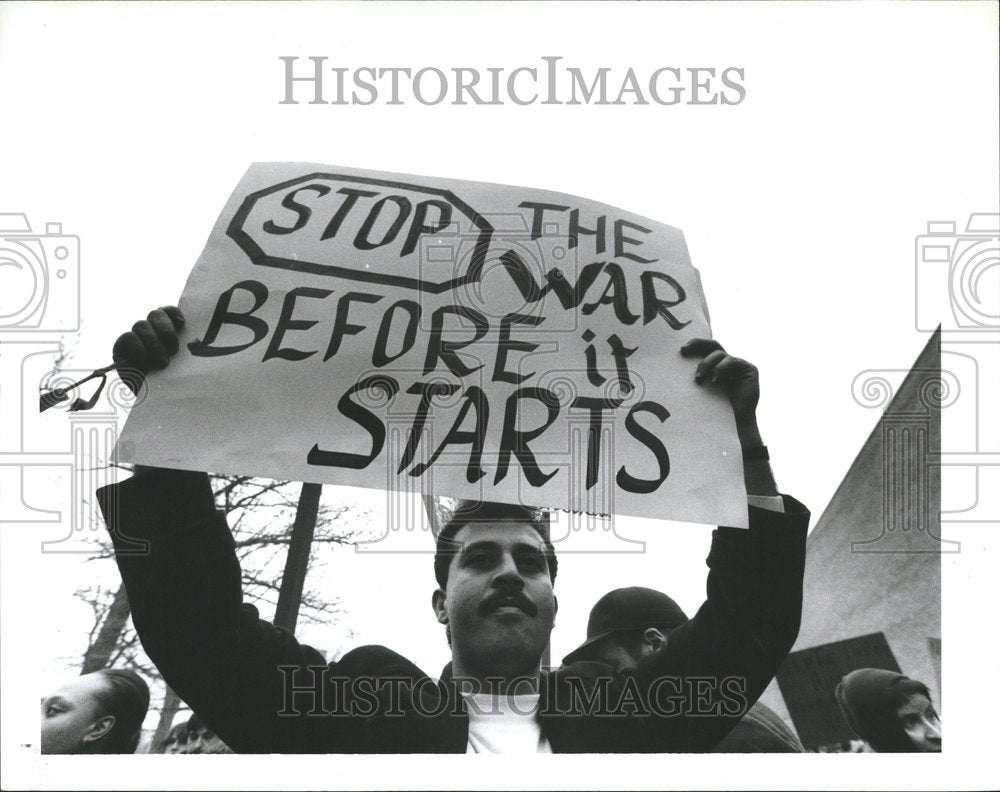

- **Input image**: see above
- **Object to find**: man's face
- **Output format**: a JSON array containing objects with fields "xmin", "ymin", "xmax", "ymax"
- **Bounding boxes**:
[
  {"xmin": 40, "ymin": 674, "xmax": 108, "ymax": 754},
  {"xmin": 896, "ymin": 692, "xmax": 941, "ymax": 752},
  {"xmin": 434, "ymin": 522, "xmax": 557, "ymax": 675}
]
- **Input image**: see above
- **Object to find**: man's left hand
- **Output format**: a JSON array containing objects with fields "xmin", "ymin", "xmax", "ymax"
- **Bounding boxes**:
[{"xmin": 681, "ymin": 338, "xmax": 762, "ymax": 448}]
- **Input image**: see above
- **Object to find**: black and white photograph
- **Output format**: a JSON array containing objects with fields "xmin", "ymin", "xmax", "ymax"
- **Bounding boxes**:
[{"xmin": 0, "ymin": 2, "xmax": 997, "ymax": 790}]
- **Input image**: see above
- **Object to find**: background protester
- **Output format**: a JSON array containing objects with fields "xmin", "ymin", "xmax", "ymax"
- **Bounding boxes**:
[
  {"xmin": 835, "ymin": 668, "xmax": 941, "ymax": 753},
  {"xmin": 162, "ymin": 720, "xmax": 188, "ymax": 754},
  {"xmin": 712, "ymin": 703, "xmax": 804, "ymax": 753},
  {"xmin": 561, "ymin": 586, "xmax": 690, "ymax": 671},
  {"xmin": 181, "ymin": 714, "xmax": 234, "ymax": 754},
  {"xmin": 155, "ymin": 713, "xmax": 234, "ymax": 754},
  {"xmin": 562, "ymin": 586, "xmax": 804, "ymax": 753},
  {"xmin": 40, "ymin": 669, "xmax": 150, "ymax": 754}
]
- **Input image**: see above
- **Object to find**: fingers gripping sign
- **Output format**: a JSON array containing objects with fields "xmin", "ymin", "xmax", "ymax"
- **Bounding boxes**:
[
  {"xmin": 113, "ymin": 306, "xmax": 185, "ymax": 396},
  {"xmin": 681, "ymin": 337, "xmax": 760, "ymax": 427},
  {"xmin": 682, "ymin": 338, "xmax": 776, "ymax": 497}
]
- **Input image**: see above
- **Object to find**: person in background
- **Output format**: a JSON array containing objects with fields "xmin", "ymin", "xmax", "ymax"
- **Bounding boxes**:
[
  {"xmin": 562, "ymin": 587, "xmax": 805, "ymax": 752},
  {"xmin": 162, "ymin": 720, "xmax": 188, "ymax": 754},
  {"xmin": 835, "ymin": 668, "xmax": 941, "ymax": 753},
  {"xmin": 712, "ymin": 703, "xmax": 804, "ymax": 753},
  {"xmin": 41, "ymin": 668, "xmax": 150, "ymax": 754},
  {"xmin": 183, "ymin": 713, "xmax": 234, "ymax": 754}
]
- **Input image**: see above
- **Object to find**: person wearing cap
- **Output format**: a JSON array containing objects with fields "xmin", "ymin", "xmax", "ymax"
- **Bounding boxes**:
[
  {"xmin": 562, "ymin": 586, "xmax": 690, "ymax": 672},
  {"xmin": 835, "ymin": 669, "xmax": 941, "ymax": 752},
  {"xmin": 563, "ymin": 587, "xmax": 805, "ymax": 752},
  {"xmin": 97, "ymin": 305, "xmax": 809, "ymax": 753}
]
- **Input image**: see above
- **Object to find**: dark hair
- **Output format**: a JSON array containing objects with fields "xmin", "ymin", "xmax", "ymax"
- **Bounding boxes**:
[
  {"xmin": 433, "ymin": 500, "xmax": 558, "ymax": 589},
  {"xmin": 90, "ymin": 669, "xmax": 150, "ymax": 754},
  {"xmin": 835, "ymin": 669, "xmax": 935, "ymax": 753},
  {"xmin": 888, "ymin": 677, "xmax": 932, "ymax": 710}
]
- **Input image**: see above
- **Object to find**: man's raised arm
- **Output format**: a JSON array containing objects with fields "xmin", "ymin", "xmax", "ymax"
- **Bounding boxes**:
[
  {"xmin": 97, "ymin": 307, "xmax": 415, "ymax": 753},
  {"xmin": 638, "ymin": 339, "xmax": 809, "ymax": 751}
]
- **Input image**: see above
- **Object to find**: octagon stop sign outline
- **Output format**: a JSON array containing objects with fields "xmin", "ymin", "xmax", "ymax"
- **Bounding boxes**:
[{"xmin": 227, "ymin": 172, "xmax": 495, "ymax": 294}]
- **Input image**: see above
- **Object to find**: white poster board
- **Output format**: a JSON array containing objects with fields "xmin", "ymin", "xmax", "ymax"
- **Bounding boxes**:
[{"xmin": 117, "ymin": 163, "xmax": 747, "ymax": 527}]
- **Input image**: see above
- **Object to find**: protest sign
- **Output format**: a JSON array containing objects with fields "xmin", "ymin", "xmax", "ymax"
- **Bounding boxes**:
[{"xmin": 116, "ymin": 163, "xmax": 747, "ymax": 527}]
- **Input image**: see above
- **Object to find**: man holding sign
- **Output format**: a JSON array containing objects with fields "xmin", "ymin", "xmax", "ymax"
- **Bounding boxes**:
[
  {"xmin": 98, "ymin": 166, "xmax": 808, "ymax": 752},
  {"xmin": 100, "ymin": 310, "xmax": 807, "ymax": 753}
]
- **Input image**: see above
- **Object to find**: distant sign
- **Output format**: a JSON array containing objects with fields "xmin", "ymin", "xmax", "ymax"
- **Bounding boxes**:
[
  {"xmin": 117, "ymin": 163, "xmax": 747, "ymax": 526},
  {"xmin": 776, "ymin": 632, "xmax": 902, "ymax": 750}
]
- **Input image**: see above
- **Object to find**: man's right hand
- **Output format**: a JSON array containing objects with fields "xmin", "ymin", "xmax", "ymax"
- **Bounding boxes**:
[{"xmin": 113, "ymin": 306, "xmax": 185, "ymax": 395}]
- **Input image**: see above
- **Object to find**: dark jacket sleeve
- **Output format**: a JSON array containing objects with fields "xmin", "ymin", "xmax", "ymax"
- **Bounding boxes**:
[
  {"xmin": 635, "ymin": 496, "xmax": 809, "ymax": 751},
  {"xmin": 96, "ymin": 467, "xmax": 419, "ymax": 754}
]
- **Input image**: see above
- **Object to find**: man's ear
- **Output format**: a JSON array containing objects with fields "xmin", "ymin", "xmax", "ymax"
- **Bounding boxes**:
[
  {"xmin": 431, "ymin": 588, "xmax": 448, "ymax": 625},
  {"xmin": 643, "ymin": 627, "xmax": 668, "ymax": 653},
  {"xmin": 553, "ymin": 595, "xmax": 559, "ymax": 622},
  {"xmin": 82, "ymin": 715, "xmax": 115, "ymax": 745}
]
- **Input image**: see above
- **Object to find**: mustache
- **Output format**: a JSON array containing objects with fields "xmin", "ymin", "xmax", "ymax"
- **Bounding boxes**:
[{"xmin": 480, "ymin": 590, "xmax": 538, "ymax": 617}]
